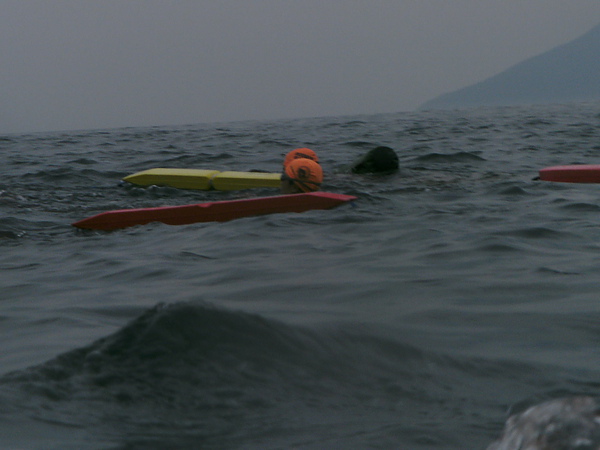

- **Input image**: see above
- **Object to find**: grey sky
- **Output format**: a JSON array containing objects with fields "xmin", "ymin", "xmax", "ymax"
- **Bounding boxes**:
[{"xmin": 2, "ymin": 1, "xmax": 600, "ymax": 134}]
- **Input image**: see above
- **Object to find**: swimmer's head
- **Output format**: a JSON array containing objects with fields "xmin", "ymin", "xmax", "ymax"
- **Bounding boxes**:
[
  {"xmin": 281, "ymin": 158, "xmax": 323, "ymax": 193},
  {"xmin": 350, "ymin": 146, "xmax": 399, "ymax": 174},
  {"xmin": 283, "ymin": 148, "xmax": 319, "ymax": 168}
]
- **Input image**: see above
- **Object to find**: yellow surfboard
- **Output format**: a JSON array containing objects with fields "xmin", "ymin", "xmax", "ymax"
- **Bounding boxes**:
[
  {"xmin": 210, "ymin": 171, "xmax": 281, "ymax": 191},
  {"xmin": 123, "ymin": 168, "xmax": 219, "ymax": 190},
  {"xmin": 123, "ymin": 168, "xmax": 281, "ymax": 191}
]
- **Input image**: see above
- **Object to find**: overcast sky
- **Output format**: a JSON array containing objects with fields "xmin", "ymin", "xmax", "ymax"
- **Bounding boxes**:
[{"xmin": 2, "ymin": 1, "xmax": 600, "ymax": 134}]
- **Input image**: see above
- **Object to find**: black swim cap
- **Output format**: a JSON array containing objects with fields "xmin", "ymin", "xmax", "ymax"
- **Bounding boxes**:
[{"xmin": 351, "ymin": 146, "xmax": 399, "ymax": 174}]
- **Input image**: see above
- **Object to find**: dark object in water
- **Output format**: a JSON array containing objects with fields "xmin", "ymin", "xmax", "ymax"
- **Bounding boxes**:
[
  {"xmin": 350, "ymin": 146, "xmax": 399, "ymax": 174},
  {"xmin": 487, "ymin": 397, "xmax": 600, "ymax": 450}
]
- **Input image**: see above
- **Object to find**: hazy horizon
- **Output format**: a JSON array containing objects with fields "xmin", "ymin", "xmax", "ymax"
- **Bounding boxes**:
[{"xmin": 2, "ymin": 1, "xmax": 600, "ymax": 134}]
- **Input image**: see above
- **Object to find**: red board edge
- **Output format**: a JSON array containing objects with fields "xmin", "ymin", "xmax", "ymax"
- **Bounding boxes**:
[
  {"xmin": 72, "ymin": 192, "xmax": 357, "ymax": 230},
  {"xmin": 539, "ymin": 165, "xmax": 600, "ymax": 183}
]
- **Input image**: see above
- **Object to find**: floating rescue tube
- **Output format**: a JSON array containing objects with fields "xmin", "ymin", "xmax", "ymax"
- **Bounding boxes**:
[
  {"xmin": 539, "ymin": 165, "xmax": 600, "ymax": 183},
  {"xmin": 122, "ymin": 168, "xmax": 281, "ymax": 190},
  {"xmin": 72, "ymin": 192, "xmax": 357, "ymax": 230}
]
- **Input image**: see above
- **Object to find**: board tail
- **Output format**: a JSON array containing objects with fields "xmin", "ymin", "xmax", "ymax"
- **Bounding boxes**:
[{"xmin": 539, "ymin": 165, "xmax": 600, "ymax": 183}]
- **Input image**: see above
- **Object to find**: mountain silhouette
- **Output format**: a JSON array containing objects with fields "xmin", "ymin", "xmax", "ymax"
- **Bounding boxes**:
[{"xmin": 420, "ymin": 23, "xmax": 600, "ymax": 110}]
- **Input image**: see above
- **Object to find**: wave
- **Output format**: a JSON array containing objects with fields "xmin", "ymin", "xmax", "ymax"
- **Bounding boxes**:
[
  {"xmin": 0, "ymin": 301, "xmax": 568, "ymax": 448},
  {"xmin": 487, "ymin": 396, "xmax": 600, "ymax": 450},
  {"xmin": 2, "ymin": 302, "xmax": 430, "ymax": 403},
  {"xmin": 412, "ymin": 151, "xmax": 486, "ymax": 164}
]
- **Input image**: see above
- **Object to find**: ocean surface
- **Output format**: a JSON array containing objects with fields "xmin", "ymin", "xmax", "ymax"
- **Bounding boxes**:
[{"xmin": 2, "ymin": 102, "xmax": 600, "ymax": 449}]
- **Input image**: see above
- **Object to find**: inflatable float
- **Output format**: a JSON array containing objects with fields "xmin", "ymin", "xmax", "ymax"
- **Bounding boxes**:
[
  {"xmin": 122, "ymin": 168, "xmax": 282, "ymax": 190},
  {"xmin": 539, "ymin": 165, "xmax": 600, "ymax": 183},
  {"xmin": 72, "ymin": 192, "xmax": 357, "ymax": 230}
]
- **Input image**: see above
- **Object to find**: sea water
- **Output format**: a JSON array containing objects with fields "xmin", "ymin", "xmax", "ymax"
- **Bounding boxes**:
[{"xmin": 1, "ymin": 102, "xmax": 600, "ymax": 449}]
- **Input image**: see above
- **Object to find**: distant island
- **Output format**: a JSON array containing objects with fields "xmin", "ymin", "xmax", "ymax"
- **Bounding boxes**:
[{"xmin": 420, "ymin": 23, "xmax": 600, "ymax": 110}]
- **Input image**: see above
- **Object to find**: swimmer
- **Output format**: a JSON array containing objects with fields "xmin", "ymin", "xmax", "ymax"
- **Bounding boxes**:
[
  {"xmin": 487, "ymin": 396, "xmax": 600, "ymax": 450},
  {"xmin": 280, "ymin": 158, "xmax": 323, "ymax": 194},
  {"xmin": 283, "ymin": 148, "xmax": 319, "ymax": 168},
  {"xmin": 350, "ymin": 146, "xmax": 399, "ymax": 174}
]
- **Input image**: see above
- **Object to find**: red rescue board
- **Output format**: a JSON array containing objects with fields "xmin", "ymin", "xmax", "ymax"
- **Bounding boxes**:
[
  {"xmin": 539, "ymin": 165, "xmax": 600, "ymax": 183},
  {"xmin": 72, "ymin": 192, "xmax": 357, "ymax": 230}
]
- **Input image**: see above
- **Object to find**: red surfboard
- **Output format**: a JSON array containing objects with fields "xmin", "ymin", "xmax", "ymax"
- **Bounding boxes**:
[
  {"xmin": 539, "ymin": 165, "xmax": 600, "ymax": 183},
  {"xmin": 72, "ymin": 192, "xmax": 357, "ymax": 230}
]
